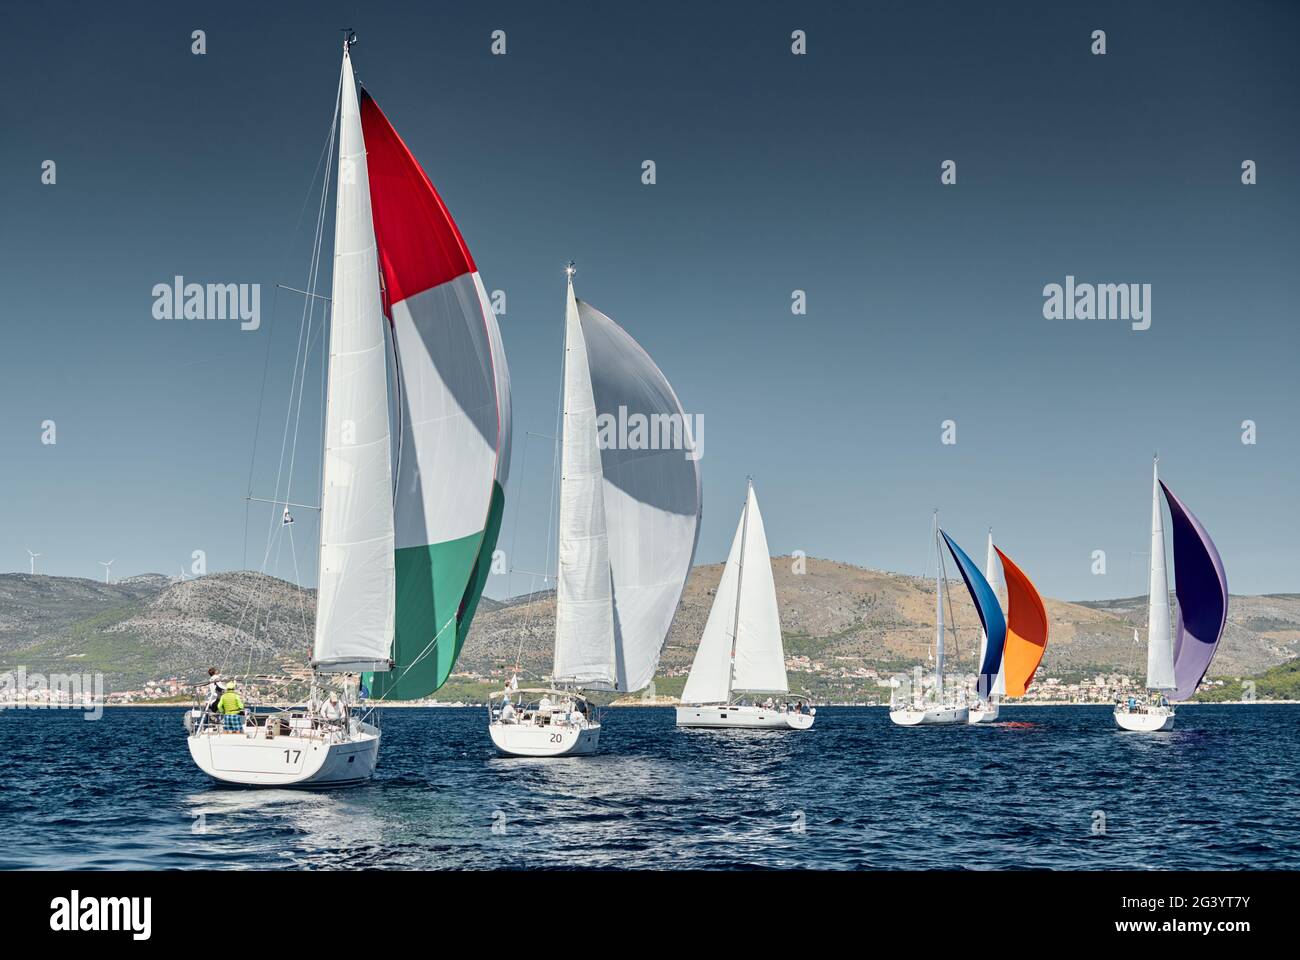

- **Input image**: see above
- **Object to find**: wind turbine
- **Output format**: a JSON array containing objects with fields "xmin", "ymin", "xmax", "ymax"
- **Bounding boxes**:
[
  {"xmin": 98, "ymin": 559, "xmax": 115, "ymax": 584},
  {"xmin": 26, "ymin": 549, "xmax": 41, "ymax": 575}
]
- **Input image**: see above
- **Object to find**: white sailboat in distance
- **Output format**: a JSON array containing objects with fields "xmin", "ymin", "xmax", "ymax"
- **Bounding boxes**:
[
  {"xmin": 489, "ymin": 265, "xmax": 701, "ymax": 756},
  {"xmin": 676, "ymin": 480, "xmax": 814, "ymax": 730},
  {"xmin": 1114, "ymin": 457, "xmax": 1228, "ymax": 731},
  {"xmin": 890, "ymin": 512, "xmax": 973, "ymax": 726},
  {"xmin": 187, "ymin": 36, "xmax": 510, "ymax": 785}
]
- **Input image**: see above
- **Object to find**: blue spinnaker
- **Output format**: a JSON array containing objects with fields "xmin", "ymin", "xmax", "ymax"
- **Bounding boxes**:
[{"xmin": 941, "ymin": 530, "xmax": 1007, "ymax": 699}]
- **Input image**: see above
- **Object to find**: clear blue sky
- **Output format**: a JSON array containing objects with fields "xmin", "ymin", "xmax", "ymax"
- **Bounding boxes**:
[{"xmin": 2, "ymin": 0, "xmax": 1297, "ymax": 601}]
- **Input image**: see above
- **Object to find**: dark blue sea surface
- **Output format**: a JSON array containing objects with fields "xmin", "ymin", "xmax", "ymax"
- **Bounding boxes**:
[{"xmin": 1, "ymin": 705, "xmax": 1296, "ymax": 870}]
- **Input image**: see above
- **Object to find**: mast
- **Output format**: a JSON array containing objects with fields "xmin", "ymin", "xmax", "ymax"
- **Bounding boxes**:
[
  {"xmin": 1146, "ymin": 455, "xmax": 1175, "ymax": 691},
  {"xmin": 933, "ymin": 510, "xmax": 944, "ymax": 705},
  {"xmin": 726, "ymin": 478, "xmax": 753, "ymax": 704}
]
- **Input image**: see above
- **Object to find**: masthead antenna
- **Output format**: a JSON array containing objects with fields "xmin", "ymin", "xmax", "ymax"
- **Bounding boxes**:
[
  {"xmin": 565, "ymin": 261, "xmax": 576, "ymax": 281},
  {"xmin": 341, "ymin": 27, "xmax": 357, "ymax": 48}
]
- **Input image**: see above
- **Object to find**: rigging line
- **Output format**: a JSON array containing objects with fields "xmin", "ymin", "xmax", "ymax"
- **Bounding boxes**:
[
  {"xmin": 239, "ymin": 245, "xmax": 318, "ymax": 667},
  {"xmin": 243, "ymin": 279, "xmax": 281, "ymax": 573},
  {"xmin": 286, "ymin": 523, "xmax": 310, "ymax": 644},
  {"xmin": 244, "ymin": 124, "xmax": 334, "ymax": 503},
  {"xmin": 224, "ymin": 67, "xmax": 342, "ymax": 678},
  {"xmin": 258, "ymin": 102, "xmax": 336, "ymax": 581},
  {"xmin": 259, "ymin": 58, "xmax": 342, "ymax": 576},
  {"xmin": 272, "ymin": 154, "xmax": 332, "ymax": 565},
  {"xmin": 504, "ymin": 435, "xmax": 533, "ymax": 672},
  {"xmin": 241, "ymin": 105, "xmax": 335, "ymax": 575},
  {"xmin": 938, "ymin": 542, "xmax": 961, "ymax": 665}
]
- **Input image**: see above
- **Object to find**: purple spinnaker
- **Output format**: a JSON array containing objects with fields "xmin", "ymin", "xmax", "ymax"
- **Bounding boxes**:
[{"xmin": 1160, "ymin": 481, "xmax": 1228, "ymax": 702}]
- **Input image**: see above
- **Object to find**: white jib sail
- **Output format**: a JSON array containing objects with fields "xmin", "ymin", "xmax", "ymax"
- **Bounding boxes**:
[
  {"xmin": 682, "ymin": 483, "xmax": 785, "ymax": 703},
  {"xmin": 984, "ymin": 528, "xmax": 1006, "ymax": 697},
  {"xmin": 552, "ymin": 278, "xmax": 616, "ymax": 685},
  {"xmin": 680, "ymin": 506, "xmax": 743, "ymax": 705},
  {"xmin": 312, "ymin": 45, "xmax": 396, "ymax": 673},
  {"xmin": 1146, "ymin": 458, "xmax": 1175, "ymax": 690},
  {"xmin": 729, "ymin": 485, "xmax": 787, "ymax": 694}
]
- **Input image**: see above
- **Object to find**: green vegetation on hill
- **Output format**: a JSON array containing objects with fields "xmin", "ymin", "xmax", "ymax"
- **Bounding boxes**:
[{"xmin": 1194, "ymin": 658, "xmax": 1300, "ymax": 702}]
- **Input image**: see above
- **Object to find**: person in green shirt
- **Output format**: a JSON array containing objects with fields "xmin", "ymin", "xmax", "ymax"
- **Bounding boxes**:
[{"xmin": 217, "ymin": 681, "xmax": 245, "ymax": 732}]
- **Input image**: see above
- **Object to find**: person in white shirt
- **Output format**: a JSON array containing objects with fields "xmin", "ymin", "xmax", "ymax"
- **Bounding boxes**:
[{"xmin": 320, "ymin": 691, "xmax": 346, "ymax": 725}]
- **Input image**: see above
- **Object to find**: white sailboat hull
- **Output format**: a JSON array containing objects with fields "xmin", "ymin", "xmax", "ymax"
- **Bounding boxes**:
[
  {"xmin": 967, "ymin": 700, "xmax": 1000, "ymax": 724},
  {"xmin": 675, "ymin": 704, "xmax": 811, "ymax": 729},
  {"xmin": 489, "ymin": 720, "xmax": 601, "ymax": 757},
  {"xmin": 187, "ymin": 719, "xmax": 380, "ymax": 787},
  {"xmin": 784, "ymin": 711, "xmax": 815, "ymax": 730},
  {"xmin": 1114, "ymin": 705, "xmax": 1175, "ymax": 731},
  {"xmin": 889, "ymin": 704, "xmax": 970, "ymax": 726}
]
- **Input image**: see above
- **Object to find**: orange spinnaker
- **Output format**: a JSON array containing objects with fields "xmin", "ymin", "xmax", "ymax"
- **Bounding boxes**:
[{"xmin": 994, "ymin": 546, "xmax": 1049, "ymax": 697}]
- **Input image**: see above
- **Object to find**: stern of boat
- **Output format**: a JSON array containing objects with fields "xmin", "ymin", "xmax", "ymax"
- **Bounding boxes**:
[{"xmin": 187, "ymin": 714, "xmax": 381, "ymax": 787}]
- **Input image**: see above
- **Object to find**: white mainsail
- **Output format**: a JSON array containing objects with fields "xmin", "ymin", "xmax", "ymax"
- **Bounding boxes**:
[
  {"xmin": 553, "ymin": 276, "xmax": 617, "ymax": 685},
  {"xmin": 312, "ymin": 45, "xmax": 396, "ymax": 673},
  {"xmin": 934, "ymin": 516, "xmax": 945, "ymax": 704},
  {"xmin": 1146, "ymin": 457, "xmax": 1175, "ymax": 690},
  {"xmin": 681, "ymin": 482, "xmax": 786, "ymax": 705},
  {"xmin": 983, "ymin": 528, "xmax": 1006, "ymax": 697}
]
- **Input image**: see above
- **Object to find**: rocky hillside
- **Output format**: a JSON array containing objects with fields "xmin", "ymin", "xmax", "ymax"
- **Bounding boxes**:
[
  {"xmin": 0, "ymin": 572, "xmax": 312, "ymax": 689},
  {"xmin": 460, "ymin": 558, "xmax": 1300, "ymax": 686},
  {"xmin": 1, "ymin": 560, "xmax": 1297, "ymax": 693}
]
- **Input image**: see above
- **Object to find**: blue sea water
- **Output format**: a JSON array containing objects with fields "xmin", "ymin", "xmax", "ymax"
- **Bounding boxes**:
[{"xmin": 0, "ymin": 704, "xmax": 1296, "ymax": 870}]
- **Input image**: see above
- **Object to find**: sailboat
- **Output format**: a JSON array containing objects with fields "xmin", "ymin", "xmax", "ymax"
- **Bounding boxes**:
[
  {"xmin": 488, "ymin": 265, "xmax": 701, "ymax": 756},
  {"xmin": 890, "ymin": 513, "xmax": 974, "ymax": 726},
  {"xmin": 1114, "ymin": 457, "xmax": 1228, "ymax": 731},
  {"xmin": 676, "ymin": 480, "xmax": 814, "ymax": 730},
  {"xmin": 187, "ymin": 36, "xmax": 511, "ymax": 785},
  {"xmin": 967, "ymin": 529, "xmax": 1006, "ymax": 723}
]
